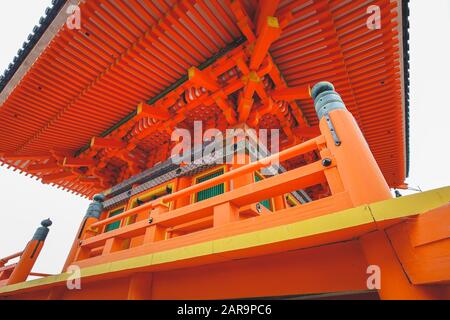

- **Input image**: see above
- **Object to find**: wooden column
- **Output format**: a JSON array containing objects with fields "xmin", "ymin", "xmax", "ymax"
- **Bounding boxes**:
[
  {"xmin": 213, "ymin": 202, "xmax": 240, "ymax": 227},
  {"xmin": 174, "ymin": 176, "xmax": 192, "ymax": 209},
  {"xmin": 128, "ymin": 273, "xmax": 153, "ymax": 300},
  {"xmin": 144, "ymin": 203, "xmax": 169, "ymax": 243}
]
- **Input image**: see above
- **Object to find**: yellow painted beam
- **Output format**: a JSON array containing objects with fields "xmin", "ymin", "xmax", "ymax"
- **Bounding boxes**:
[{"xmin": 369, "ymin": 186, "xmax": 450, "ymax": 221}]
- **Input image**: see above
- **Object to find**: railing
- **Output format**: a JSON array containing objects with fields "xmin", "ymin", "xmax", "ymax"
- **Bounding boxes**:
[
  {"xmin": 73, "ymin": 133, "xmax": 349, "ymax": 263},
  {"xmin": 0, "ymin": 251, "xmax": 23, "ymax": 267},
  {"xmin": 0, "ymin": 220, "xmax": 52, "ymax": 286},
  {"xmin": 1, "ymin": 252, "xmax": 51, "ymax": 285},
  {"xmin": 90, "ymin": 136, "xmax": 323, "ymax": 230},
  {"xmin": 71, "ymin": 82, "xmax": 393, "ymax": 266}
]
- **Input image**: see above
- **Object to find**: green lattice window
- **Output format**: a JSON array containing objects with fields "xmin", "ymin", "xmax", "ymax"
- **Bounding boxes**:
[
  {"xmin": 254, "ymin": 173, "xmax": 272, "ymax": 211},
  {"xmin": 196, "ymin": 169, "xmax": 225, "ymax": 202},
  {"xmin": 105, "ymin": 207, "xmax": 124, "ymax": 232}
]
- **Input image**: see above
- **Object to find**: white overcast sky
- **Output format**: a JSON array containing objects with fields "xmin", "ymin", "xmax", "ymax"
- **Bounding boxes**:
[{"xmin": 0, "ymin": 1, "xmax": 449, "ymax": 275}]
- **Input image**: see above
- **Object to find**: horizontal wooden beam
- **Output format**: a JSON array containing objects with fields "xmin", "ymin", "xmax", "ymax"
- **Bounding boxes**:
[
  {"xmin": 271, "ymin": 85, "xmax": 311, "ymax": 101},
  {"xmin": 77, "ymin": 177, "xmax": 101, "ymax": 184},
  {"xmin": 292, "ymin": 126, "xmax": 321, "ymax": 139},
  {"xmin": 90, "ymin": 137, "xmax": 126, "ymax": 149},
  {"xmin": 188, "ymin": 67, "xmax": 220, "ymax": 91},
  {"xmin": 0, "ymin": 154, "xmax": 51, "ymax": 161},
  {"xmin": 27, "ymin": 162, "xmax": 60, "ymax": 173},
  {"xmin": 63, "ymin": 157, "xmax": 96, "ymax": 167},
  {"xmin": 41, "ymin": 171, "xmax": 76, "ymax": 184},
  {"xmin": 137, "ymin": 102, "xmax": 170, "ymax": 120}
]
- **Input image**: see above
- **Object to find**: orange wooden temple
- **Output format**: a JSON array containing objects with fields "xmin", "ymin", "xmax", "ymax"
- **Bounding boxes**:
[{"xmin": 0, "ymin": 0, "xmax": 449, "ymax": 300}]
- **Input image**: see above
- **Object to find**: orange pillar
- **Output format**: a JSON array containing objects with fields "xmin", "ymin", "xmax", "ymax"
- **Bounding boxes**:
[
  {"xmin": 7, "ymin": 219, "xmax": 52, "ymax": 285},
  {"xmin": 273, "ymin": 196, "xmax": 286, "ymax": 211},
  {"xmin": 311, "ymin": 82, "xmax": 432, "ymax": 300},
  {"xmin": 102, "ymin": 238, "xmax": 126, "ymax": 255},
  {"xmin": 143, "ymin": 203, "xmax": 169, "ymax": 243},
  {"xmin": 213, "ymin": 202, "xmax": 240, "ymax": 227},
  {"xmin": 128, "ymin": 273, "xmax": 153, "ymax": 300},
  {"xmin": 229, "ymin": 124, "xmax": 254, "ymax": 190},
  {"xmin": 311, "ymin": 82, "xmax": 392, "ymax": 206},
  {"xmin": 232, "ymin": 153, "xmax": 254, "ymax": 189},
  {"xmin": 64, "ymin": 194, "xmax": 105, "ymax": 269},
  {"xmin": 230, "ymin": 133, "xmax": 262, "ymax": 216},
  {"xmin": 174, "ymin": 176, "xmax": 192, "ymax": 209},
  {"xmin": 360, "ymin": 231, "xmax": 446, "ymax": 300}
]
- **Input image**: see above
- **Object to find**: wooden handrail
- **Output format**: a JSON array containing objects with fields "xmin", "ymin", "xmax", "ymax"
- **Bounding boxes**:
[
  {"xmin": 0, "ymin": 251, "xmax": 23, "ymax": 265},
  {"xmin": 82, "ymin": 160, "xmax": 328, "ymax": 249},
  {"xmin": 91, "ymin": 136, "xmax": 322, "ymax": 229},
  {"xmin": 161, "ymin": 136, "xmax": 321, "ymax": 203},
  {"xmin": 29, "ymin": 272, "xmax": 53, "ymax": 277}
]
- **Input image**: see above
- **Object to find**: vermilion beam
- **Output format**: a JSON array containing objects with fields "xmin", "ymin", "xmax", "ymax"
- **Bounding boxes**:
[
  {"xmin": 271, "ymin": 86, "xmax": 312, "ymax": 101},
  {"xmin": 136, "ymin": 102, "xmax": 171, "ymax": 120},
  {"xmin": 255, "ymin": 0, "xmax": 280, "ymax": 35},
  {"xmin": 292, "ymin": 126, "xmax": 321, "ymax": 139},
  {"xmin": 1, "ymin": 154, "xmax": 51, "ymax": 161},
  {"xmin": 249, "ymin": 16, "xmax": 281, "ymax": 70},
  {"xmin": 188, "ymin": 67, "xmax": 220, "ymax": 91},
  {"xmin": 77, "ymin": 177, "xmax": 101, "ymax": 184},
  {"xmin": 41, "ymin": 171, "xmax": 76, "ymax": 184},
  {"xmin": 238, "ymin": 72, "xmax": 260, "ymax": 123},
  {"xmin": 90, "ymin": 137, "xmax": 126, "ymax": 149},
  {"xmin": 27, "ymin": 162, "xmax": 60, "ymax": 173},
  {"xmin": 63, "ymin": 157, "xmax": 96, "ymax": 167},
  {"xmin": 230, "ymin": 0, "xmax": 256, "ymax": 42},
  {"xmin": 214, "ymin": 96, "xmax": 238, "ymax": 125}
]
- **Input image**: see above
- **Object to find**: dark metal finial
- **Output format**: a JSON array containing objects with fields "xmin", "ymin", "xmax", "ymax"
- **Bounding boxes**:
[
  {"xmin": 311, "ymin": 81, "xmax": 335, "ymax": 100},
  {"xmin": 93, "ymin": 193, "xmax": 105, "ymax": 202},
  {"xmin": 311, "ymin": 81, "xmax": 346, "ymax": 121},
  {"xmin": 41, "ymin": 218, "xmax": 52, "ymax": 228}
]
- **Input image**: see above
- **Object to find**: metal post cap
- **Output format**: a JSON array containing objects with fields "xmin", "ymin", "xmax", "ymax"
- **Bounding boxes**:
[
  {"xmin": 311, "ymin": 81, "xmax": 335, "ymax": 100},
  {"xmin": 93, "ymin": 193, "xmax": 105, "ymax": 202},
  {"xmin": 41, "ymin": 218, "xmax": 52, "ymax": 228},
  {"xmin": 85, "ymin": 194, "xmax": 105, "ymax": 219},
  {"xmin": 32, "ymin": 218, "xmax": 52, "ymax": 241},
  {"xmin": 311, "ymin": 81, "xmax": 346, "ymax": 120}
]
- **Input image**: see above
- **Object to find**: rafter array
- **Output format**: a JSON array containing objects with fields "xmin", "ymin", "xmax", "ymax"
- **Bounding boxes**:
[{"xmin": 0, "ymin": 0, "xmax": 407, "ymax": 197}]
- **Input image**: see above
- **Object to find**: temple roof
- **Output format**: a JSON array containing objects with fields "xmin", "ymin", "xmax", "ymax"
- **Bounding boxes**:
[{"xmin": 0, "ymin": 0, "xmax": 410, "ymax": 197}]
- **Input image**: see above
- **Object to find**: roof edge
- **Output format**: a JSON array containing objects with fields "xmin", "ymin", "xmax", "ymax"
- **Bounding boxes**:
[
  {"xmin": 0, "ymin": 0, "xmax": 412, "ymax": 180},
  {"xmin": 0, "ymin": 0, "xmax": 68, "ymax": 103},
  {"xmin": 402, "ymin": 0, "xmax": 411, "ymax": 177}
]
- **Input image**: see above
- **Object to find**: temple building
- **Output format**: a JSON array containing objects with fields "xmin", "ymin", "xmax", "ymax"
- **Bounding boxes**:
[{"xmin": 0, "ymin": 0, "xmax": 449, "ymax": 300}]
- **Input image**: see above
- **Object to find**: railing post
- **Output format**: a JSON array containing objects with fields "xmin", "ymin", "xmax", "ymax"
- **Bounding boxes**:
[
  {"xmin": 7, "ymin": 219, "xmax": 52, "ymax": 285},
  {"xmin": 174, "ymin": 176, "xmax": 192, "ymax": 209},
  {"xmin": 102, "ymin": 237, "xmax": 125, "ymax": 255},
  {"xmin": 229, "ymin": 124, "xmax": 254, "ymax": 190},
  {"xmin": 311, "ymin": 82, "xmax": 392, "ymax": 206},
  {"xmin": 213, "ymin": 202, "xmax": 240, "ymax": 227},
  {"xmin": 273, "ymin": 196, "xmax": 286, "ymax": 211},
  {"xmin": 66, "ymin": 194, "xmax": 105, "ymax": 266},
  {"xmin": 317, "ymin": 140, "xmax": 345, "ymax": 195},
  {"xmin": 231, "ymin": 154, "xmax": 254, "ymax": 189},
  {"xmin": 311, "ymin": 82, "xmax": 437, "ymax": 299},
  {"xmin": 144, "ymin": 203, "xmax": 168, "ymax": 243}
]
